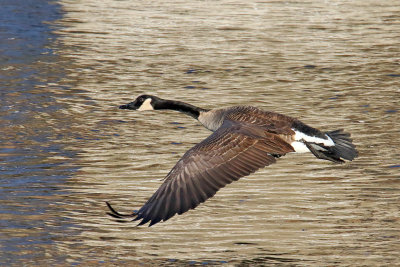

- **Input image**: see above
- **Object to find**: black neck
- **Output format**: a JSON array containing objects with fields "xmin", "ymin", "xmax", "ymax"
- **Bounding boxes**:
[{"xmin": 154, "ymin": 99, "xmax": 208, "ymax": 119}]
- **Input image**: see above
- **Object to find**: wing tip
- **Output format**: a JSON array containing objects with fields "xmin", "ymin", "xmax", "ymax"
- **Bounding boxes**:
[
  {"xmin": 106, "ymin": 201, "xmax": 137, "ymax": 219},
  {"xmin": 106, "ymin": 201, "xmax": 165, "ymax": 227}
]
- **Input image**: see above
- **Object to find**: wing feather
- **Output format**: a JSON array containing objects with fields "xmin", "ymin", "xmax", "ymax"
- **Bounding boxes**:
[{"xmin": 107, "ymin": 120, "xmax": 294, "ymax": 226}]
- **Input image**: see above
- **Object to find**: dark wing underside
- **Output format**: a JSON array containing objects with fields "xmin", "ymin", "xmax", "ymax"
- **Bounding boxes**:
[{"xmin": 107, "ymin": 120, "xmax": 294, "ymax": 226}]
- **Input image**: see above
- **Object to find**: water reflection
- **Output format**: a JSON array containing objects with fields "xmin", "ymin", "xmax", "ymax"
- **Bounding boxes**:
[{"xmin": 1, "ymin": 0, "xmax": 400, "ymax": 266}]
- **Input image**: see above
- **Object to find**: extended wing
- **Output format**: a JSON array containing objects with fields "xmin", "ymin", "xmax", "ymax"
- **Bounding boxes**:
[{"xmin": 107, "ymin": 120, "xmax": 294, "ymax": 226}]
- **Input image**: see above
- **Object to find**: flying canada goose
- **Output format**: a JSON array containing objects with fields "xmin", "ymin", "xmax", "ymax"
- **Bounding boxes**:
[{"xmin": 107, "ymin": 95, "xmax": 358, "ymax": 226}]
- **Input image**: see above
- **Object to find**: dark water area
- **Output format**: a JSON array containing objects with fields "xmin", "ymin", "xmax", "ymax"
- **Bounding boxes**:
[
  {"xmin": 0, "ymin": 1, "xmax": 79, "ymax": 265},
  {"xmin": 1, "ymin": 0, "xmax": 399, "ymax": 266}
]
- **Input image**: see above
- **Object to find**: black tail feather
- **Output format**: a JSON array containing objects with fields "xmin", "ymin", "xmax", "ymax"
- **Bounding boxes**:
[
  {"xmin": 326, "ymin": 129, "xmax": 358, "ymax": 161},
  {"xmin": 305, "ymin": 129, "xmax": 357, "ymax": 163},
  {"xmin": 305, "ymin": 141, "xmax": 344, "ymax": 163}
]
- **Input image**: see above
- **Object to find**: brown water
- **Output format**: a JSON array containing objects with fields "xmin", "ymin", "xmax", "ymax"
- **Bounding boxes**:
[{"xmin": 1, "ymin": 0, "xmax": 399, "ymax": 266}]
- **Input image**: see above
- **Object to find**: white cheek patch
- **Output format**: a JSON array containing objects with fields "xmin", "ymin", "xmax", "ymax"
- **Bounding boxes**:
[{"xmin": 137, "ymin": 98, "xmax": 154, "ymax": 111}]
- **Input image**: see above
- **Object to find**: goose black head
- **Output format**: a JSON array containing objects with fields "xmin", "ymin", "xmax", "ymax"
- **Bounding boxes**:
[{"xmin": 119, "ymin": 95, "xmax": 162, "ymax": 111}]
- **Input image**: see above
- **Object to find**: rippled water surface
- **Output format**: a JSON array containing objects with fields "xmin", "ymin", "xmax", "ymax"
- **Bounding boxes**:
[{"xmin": 1, "ymin": 0, "xmax": 399, "ymax": 266}]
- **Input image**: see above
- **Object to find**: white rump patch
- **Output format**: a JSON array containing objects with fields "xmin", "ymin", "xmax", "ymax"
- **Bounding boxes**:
[
  {"xmin": 291, "ymin": 129, "xmax": 334, "ymax": 153},
  {"xmin": 291, "ymin": 142, "xmax": 310, "ymax": 153},
  {"xmin": 138, "ymin": 98, "xmax": 154, "ymax": 111}
]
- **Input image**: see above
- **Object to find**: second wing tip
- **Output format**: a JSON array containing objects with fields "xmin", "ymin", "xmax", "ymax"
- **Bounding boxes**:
[
  {"xmin": 105, "ymin": 201, "xmax": 138, "ymax": 219},
  {"xmin": 106, "ymin": 201, "xmax": 164, "ymax": 227}
]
